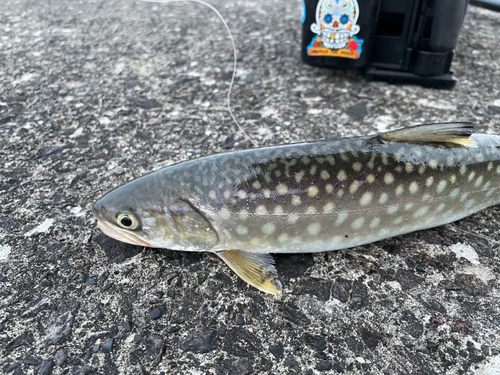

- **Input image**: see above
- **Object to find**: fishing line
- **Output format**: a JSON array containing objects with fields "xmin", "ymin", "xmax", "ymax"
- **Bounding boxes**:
[{"xmin": 140, "ymin": 0, "xmax": 257, "ymax": 147}]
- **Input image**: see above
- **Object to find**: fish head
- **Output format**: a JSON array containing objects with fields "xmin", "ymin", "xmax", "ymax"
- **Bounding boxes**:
[{"xmin": 93, "ymin": 174, "xmax": 218, "ymax": 251}]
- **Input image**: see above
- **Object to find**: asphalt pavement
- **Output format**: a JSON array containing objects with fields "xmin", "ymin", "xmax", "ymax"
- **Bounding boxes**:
[{"xmin": 1, "ymin": 0, "xmax": 500, "ymax": 374}]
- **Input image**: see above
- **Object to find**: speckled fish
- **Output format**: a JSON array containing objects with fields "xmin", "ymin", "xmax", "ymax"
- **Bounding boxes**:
[{"xmin": 92, "ymin": 122, "xmax": 500, "ymax": 296}]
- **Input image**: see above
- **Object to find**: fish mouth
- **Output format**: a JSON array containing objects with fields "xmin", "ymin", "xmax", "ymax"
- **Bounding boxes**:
[{"xmin": 96, "ymin": 219, "xmax": 151, "ymax": 247}]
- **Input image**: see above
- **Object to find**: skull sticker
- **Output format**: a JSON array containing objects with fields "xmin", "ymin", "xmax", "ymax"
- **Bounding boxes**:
[{"xmin": 307, "ymin": 0, "xmax": 364, "ymax": 59}]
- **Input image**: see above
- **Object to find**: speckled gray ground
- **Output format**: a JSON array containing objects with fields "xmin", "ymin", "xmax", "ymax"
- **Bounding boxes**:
[{"xmin": 1, "ymin": 1, "xmax": 500, "ymax": 374}]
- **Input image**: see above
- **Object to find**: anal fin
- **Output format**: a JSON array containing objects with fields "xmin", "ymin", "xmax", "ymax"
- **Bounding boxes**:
[
  {"xmin": 215, "ymin": 250, "xmax": 282, "ymax": 297},
  {"xmin": 380, "ymin": 122, "xmax": 476, "ymax": 147}
]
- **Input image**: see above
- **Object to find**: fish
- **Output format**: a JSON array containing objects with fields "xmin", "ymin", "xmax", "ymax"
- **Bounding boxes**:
[{"xmin": 92, "ymin": 122, "xmax": 500, "ymax": 296}]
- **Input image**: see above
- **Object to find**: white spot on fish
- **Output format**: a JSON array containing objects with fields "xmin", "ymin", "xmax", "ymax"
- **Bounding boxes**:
[
  {"xmin": 335, "ymin": 213, "xmax": 348, "ymax": 226},
  {"xmin": 414, "ymin": 206, "xmax": 429, "ymax": 217},
  {"xmin": 436, "ymin": 203, "xmax": 446, "ymax": 212},
  {"xmin": 460, "ymin": 165, "xmax": 467, "ymax": 175},
  {"xmin": 404, "ymin": 203, "xmax": 414, "ymax": 211},
  {"xmin": 325, "ymin": 184, "xmax": 334, "ymax": 194},
  {"xmin": 359, "ymin": 192, "xmax": 373, "ymax": 206},
  {"xmin": 275, "ymin": 170, "xmax": 282, "ymax": 178},
  {"xmin": 450, "ymin": 174, "xmax": 456, "ymax": 184},
  {"xmin": 223, "ymin": 191, "xmax": 231, "ymax": 199},
  {"xmin": 308, "ymin": 185, "xmax": 319, "ymax": 198},
  {"xmin": 412, "ymin": 147, "xmax": 423, "ymax": 157},
  {"xmin": 352, "ymin": 162, "xmax": 362, "ymax": 172},
  {"xmin": 447, "ymin": 156, "xmax": 454, "ymax": 166},
  {"xmin": 488, "ymin": 161, "xmax": 494, "ymax": 171},
  {"xmin": 263, "ymin": 189, "xmax": 271, "ymax": 198},
  {"xmin": 252, "ymin": 181, "xmax": 261, "ymax": 189},
  {"xmin": 236, "ymin": 226, "xmax": 249, "ymax": 235},
  {"xmin": 475, "ymin": 175, "xmax": 484, "ymax": 188},
  {"xmin": 292, "ymin": 195, "xmax": 301, "ymax": 206},
  {"xmin": 475, "ymin": 153, "xmax": 485, "ymax": 163},
  {"xmin": 331, "ymin": 235, "xmax": 343, "ymax": 244},
  {"xmin": 262, "ymin": 223, "xmax": 275, "ymax": 235},
  {"xmin": 436, "ymin": 180, "xmax": 447, "ymax": 194},
  {"xmin": 295, "ymin": 170, "xmax": 305, "ymax": 183},
  {"xmin": 366, "ymin": 174, "xmax": 375, "ymax": 184},
  {"xmin": 255, "ymin": 205, "xmax": 268, "ymax": 215},
  {"xmin": 323, "ymin": 202, "xmax": 335, "ymax": 214},
  {"xmin": 302, "ymin": 156, "xmax": 311, "ymax": 165},
  {"xmin": 273, "ymin": 205, "xmax": 284, "ymax": 215},
  {"xmin": 379, "ymin": 193, "xmax": 389, "ymax": 204},
  {"xmin": 219, "ymin": 206, "xmax": 231, "ymax": 220},
  {"xmin": 337, "ymin": 170, "xmax": 347, "ymax": 181},
  {"xmin": 405, "ymin": 163, "xmax": 414, "ymax": 173},
  {"xmin": 288, "ymin": 213, "xmax": 299, "ymax": 224},
  {"xmin": 450, "ymin": 188, "xmax": 460, "ymax": 197},
  {"xmin": 369, "ymin": 218, "xmax": 381, "ymax": 228},
  {"xmin": 238, "ymin": 190, "xmax": 247, "ymax": 199},
  {"xmin": 468, "ymin": 171, "xmax": 476, "ymax": 182},
  {"xmin": 278, "ymin": 233, "xmax": 289, "ymax": 243},
  {"xmin": 349, "ymin": 182, "xmax": 359, "ymax": 195},
  {"xmin": 305, "ymin": 206, "xmax": 317, "ymax": 215},
  {"xmin": 485, "ymin": 189, "xmax": 495, "ymax": 198},
  {"xmin": 381, "ymin": 154, "xmax": 388, "ymax": 165},
  {"xmin": 464, "ymin": 198, "xmax": 476, "ymax": 209},
  {"xmin": 239, "ymin": 209, "xmax": 249, "ymax": 220},
  {"xmin": 394, "ymin": 216, "xmax": 403, "ymax": 225},
  {"xmin": 351, "ymin": 217, "xmax": 364, "ymax": 230},
  {"xmin": 429, "ymin": 159, "xmax": 438, "ymax": 169},
  {"xmin": 310, "ymin": 165, "xmax": 317, "ymax": 176},
  {"xmin": 384, "ymin": 172, "xmax": 394, "ymax": 185},
  {"xmin": 419, "ymin": 166, "xmax": 426, "ymax": 175},
  {"xmin": 367, "ymin": 155, "xmax": 375, "ymax": 169},
  {"xmin": 422, "ymin": 193, "xmax": 430, "ymax": 202},
  {"xmin": 460, "ymin": 193, "xmax": 469, "ymax": 202},
  {"xmin": 426, "ymin": 176, "xmax": 434, "ymax": 187},
  {"xmin": 209, "ymin": 190, "xmax": 216, "ymax": 200},
  {"xmin": 307, "ymin": 222, "xmax": 321, "ymax": 235},
  {"xmin": 409, "ymin": 182, "xmax": 419, "ymax": 194},
  {"xmin": 276, "ymin": 183, "xmax": 288, "ymax": 195},
  {"xmin": 386, "ymin": 205, "xmax": 399, "ymax": 215},
  {"xmin": 378, "ymin": 227, "xmax": 391, "ymax": 237},
  {"xmin": 395, "ymin": 185, "xmax": 404, "ymax": 196},
  {"xmin": 337, "ymin": 189, "xmax": 344, "ymax": 198}
]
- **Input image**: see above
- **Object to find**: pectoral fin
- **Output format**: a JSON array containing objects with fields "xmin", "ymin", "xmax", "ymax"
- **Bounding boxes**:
[
  {"xmin": 380, "ymin": 122, "xmax": 476, "ymax": 147},
  {"xmin": 215, "ymin": 250, "xmax": 282, "ymax": 297}
]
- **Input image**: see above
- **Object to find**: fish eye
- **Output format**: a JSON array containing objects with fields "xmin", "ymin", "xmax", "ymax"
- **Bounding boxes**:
[{"xmin": 116, "ymin": 212, "xmax": 140, "ymax": 230}]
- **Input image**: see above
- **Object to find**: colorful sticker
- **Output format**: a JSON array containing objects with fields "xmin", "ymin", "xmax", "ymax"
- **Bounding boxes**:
[
  {"xmin": 307, "ymin": 0, "xmax": 364, "ymax": 59},
  {"xmin": 301, "ymin": 1, "xmax": 306, "ymax": 24}
]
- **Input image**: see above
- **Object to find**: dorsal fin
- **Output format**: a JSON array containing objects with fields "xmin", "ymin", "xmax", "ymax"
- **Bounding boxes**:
[{"xmin": 380, "ymin": 122, "xmax": 476, "ymax": 147}]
